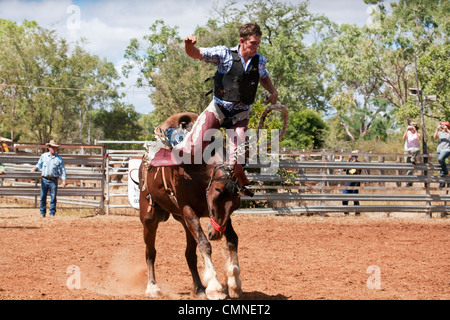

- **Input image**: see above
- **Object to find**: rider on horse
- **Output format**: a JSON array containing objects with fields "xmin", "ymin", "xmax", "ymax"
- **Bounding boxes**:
[
  {"xmin": 185, "ymin": 23, "xmax": 278, "ymax": 195},
  {"xmin": 144, "ymin": 23, "xmax": 278, "ymax": 197}
]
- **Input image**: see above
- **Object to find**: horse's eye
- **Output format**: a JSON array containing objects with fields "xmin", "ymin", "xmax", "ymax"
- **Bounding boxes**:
[{"xmin": 214, "ymin": 188, "xmax": 223, "ymax": 194}]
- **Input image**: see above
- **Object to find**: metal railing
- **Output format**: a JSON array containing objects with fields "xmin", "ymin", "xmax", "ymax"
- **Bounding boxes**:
[
  {"xmin": 2, "ymin": 147, "xmax": 449, "ymax": 217},
  {"xmin": 0, "ymin": 144, "xmax": 105, "ymax": 210},
  {"xmin": 238, "ymin": 150, "xmax": 450, "ymax": 217}
]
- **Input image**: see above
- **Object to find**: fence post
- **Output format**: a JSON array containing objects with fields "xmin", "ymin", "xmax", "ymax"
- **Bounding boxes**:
[
  {"xmin": 425, "ymin": 154, "xmax": 432, "ymax": 217},
  {"xmin": 100, "ymin": 153, "xmax": 106, "ymax": 214},
  {"xmin": 105, "ymin": 155, "xmax": 110, "ymax": 215},
  {"xmin": 396, "ymin": 155, "xmax": 402, "ymax": 187},
  {"xmin": 379, "ymin": 155, "xmax": 385, "ymax": 187}
]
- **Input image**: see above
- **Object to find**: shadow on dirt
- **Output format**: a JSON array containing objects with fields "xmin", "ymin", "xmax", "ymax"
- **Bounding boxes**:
[{"xmin": 240, "ymin": 291, "xmax": 289, "ymax": 300}]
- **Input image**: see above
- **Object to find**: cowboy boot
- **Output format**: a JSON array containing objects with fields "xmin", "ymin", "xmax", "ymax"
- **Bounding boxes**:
[{"xmin": 232, "ymin": 164, "xmax": 254, "ymax": 197}]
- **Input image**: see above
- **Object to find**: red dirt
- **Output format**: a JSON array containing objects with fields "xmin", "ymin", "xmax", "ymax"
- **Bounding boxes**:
[{"xmin": 0, "ymin": 209, "xmax": 448, "ymax": 300}]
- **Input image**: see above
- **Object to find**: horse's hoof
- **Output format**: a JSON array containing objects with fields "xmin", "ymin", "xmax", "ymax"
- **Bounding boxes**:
[
  {"xmin": 206, "ymin": 290, "xmax": 227, "ymax": 300},
  {"xmin": 228, "ymin": 287, "xmax": 242, "ymax": 299},
  {"xmin": 196, "ymin": 291, "xmax": 207, "ymax": 300},
  {"xmin": 145, "ymin": 283, "xmax": 163, "ymax": 298}
]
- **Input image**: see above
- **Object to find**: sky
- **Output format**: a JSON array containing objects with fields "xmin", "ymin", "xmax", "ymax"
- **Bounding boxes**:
[{"xmin": 0, "ymin": 0, "xmax": 385, "ymax": 113}]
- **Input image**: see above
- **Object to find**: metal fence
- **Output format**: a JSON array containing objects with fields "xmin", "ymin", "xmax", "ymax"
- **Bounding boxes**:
[
  {"xmin": 2, "ymin": 146, "xmax": 450, "ymax": 217},
  {"xmin": 0, "ymin": 143, "xmax": 105, "ymax": 210},
  {"xmin": 239, "ymin": 150, "xmax": 450, "ymax": 217}
]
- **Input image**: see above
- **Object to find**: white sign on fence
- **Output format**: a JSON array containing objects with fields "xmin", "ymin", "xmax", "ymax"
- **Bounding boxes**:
[{"xmin": 128, "ymin": 158, "xmax": 142, "ymax": 209}]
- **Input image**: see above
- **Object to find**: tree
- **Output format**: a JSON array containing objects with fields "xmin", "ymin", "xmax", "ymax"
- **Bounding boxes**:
[
  {"xmin": 418, "ymin": 43, "xmax": 450, "ymax": 119},
  {"xmin": 93, "ymin": 102, "xmax": 143, "ymax": 149},
  {"xmin": 0, "ymin": 19, "xmax": 121, "ymax": 144},
  {"xmin": 323, "ymin": 0, "xmax": 448, "ymax": 143},
  {"xmin": 281, "ymin": 109, "xmax": 327, "ymax": 149}
]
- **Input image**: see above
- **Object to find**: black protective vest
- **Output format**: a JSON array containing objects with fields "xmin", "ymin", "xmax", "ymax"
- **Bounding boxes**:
[{"xmin": 214, "ymin": 50, "xmax": 260, "ymax": 105}]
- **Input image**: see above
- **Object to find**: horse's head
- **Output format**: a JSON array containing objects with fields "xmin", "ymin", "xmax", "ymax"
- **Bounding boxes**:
[{"xmin": 206, "ymin": 164, "xmax": 241, "ymax": 241}]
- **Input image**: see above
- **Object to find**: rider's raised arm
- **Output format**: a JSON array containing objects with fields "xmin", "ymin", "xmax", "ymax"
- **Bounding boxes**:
[{"xmin": 184, "ymin": 35, "xmax": 202, "ymax": 60}]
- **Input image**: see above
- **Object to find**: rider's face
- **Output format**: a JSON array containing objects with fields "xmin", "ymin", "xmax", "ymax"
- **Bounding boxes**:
[{"xmin": 239, "ymin": 35, "xmax": 261, "ymax": 58}]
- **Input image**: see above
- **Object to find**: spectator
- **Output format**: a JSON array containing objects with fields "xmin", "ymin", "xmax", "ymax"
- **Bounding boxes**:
[
  {"xmin": 403, "ymin": 121, "xmax": 420, "ymax": 186},
  {"xmin": 434, "ymin": 121, "xmax": 450, "ymax": 188},
  {"xmin": 31, "ymin": 140, "xmax": 66, "ymax": 217},
  {"xmin": 343, "ymin": 151, "xmax": 361, "ymax": 216}
]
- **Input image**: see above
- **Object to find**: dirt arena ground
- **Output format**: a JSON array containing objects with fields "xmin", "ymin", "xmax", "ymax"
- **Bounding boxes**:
[{"xmin": 0, "ymin": 208, "xmax": 448, "ymax": 300}]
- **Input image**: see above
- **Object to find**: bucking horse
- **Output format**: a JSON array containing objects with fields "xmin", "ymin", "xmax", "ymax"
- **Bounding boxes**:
[{"xmin": 138, "ymin": 112, "xmax": 243, "ymax": 300}]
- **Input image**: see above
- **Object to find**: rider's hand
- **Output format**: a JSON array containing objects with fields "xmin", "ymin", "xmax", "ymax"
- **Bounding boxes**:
[
  {"xmin": 184, "ymin": 35, "xmax": 197, "ymax": 47},
  {"xmin": 265, "ymin": 91, "xmax": 279, "ymax": 105}
]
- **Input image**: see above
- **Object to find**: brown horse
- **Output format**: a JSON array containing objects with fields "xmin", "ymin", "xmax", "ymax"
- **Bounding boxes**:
[{"xmin": 138, "ymin": 155, "xmax": 242, "ymax": 299}]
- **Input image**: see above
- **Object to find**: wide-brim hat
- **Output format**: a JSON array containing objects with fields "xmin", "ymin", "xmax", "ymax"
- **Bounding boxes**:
[
  {"xmin": 46, "ymin": 140, "xmax": 60, "ymax": 148},
  {"xmin": 348, "ymin": 150, "xmax": 359, "ymax": 160},
  {"xmin": 410, "ymin": 121, "xmax": 418, "ymax": 128}
]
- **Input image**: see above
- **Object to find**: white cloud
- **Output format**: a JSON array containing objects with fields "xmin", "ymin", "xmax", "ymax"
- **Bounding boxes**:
[
  {"xmin": 307, "ymin": 0, "xmax": 372, "ymax": 26},
  {"xmin": 0, "ymin": 0, "xmax": 72, "ymax": 26}
]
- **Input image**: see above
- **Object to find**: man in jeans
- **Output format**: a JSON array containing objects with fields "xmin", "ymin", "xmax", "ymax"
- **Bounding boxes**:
[
  {"xmin": 434, "ymin": 122, "xmax": 450, "ymax": 188},
  {"xmin": 31, "ymin": 140, "xmax": 66, "ymax": 217}
]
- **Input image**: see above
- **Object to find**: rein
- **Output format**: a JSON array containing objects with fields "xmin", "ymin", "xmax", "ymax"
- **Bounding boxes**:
[{"xmin": 205, "ymin": 163, "xmax": 236, "ymax": 233}]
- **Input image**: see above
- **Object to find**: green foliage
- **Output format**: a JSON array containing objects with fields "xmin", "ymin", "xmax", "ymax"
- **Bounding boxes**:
[
  {"xmin": 322, "ymin": 0, "xmax": 448, "ymax": 147},
  {"xmin": 282, "ymin": 109, "xmax": 328, "ymax": 149},
  {"xmin": 0, "ymin": 19, "xmax": 121, "ymax": 144},
  {"xmin": 93, "ymin": 102, "xmax": 143, "ymax": 150}
]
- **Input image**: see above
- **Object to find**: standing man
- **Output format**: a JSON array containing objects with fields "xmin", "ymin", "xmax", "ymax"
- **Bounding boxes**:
[
  {"xmin": 31, "ymin": 140, "xmax": 66, "ymax": 217},
  {"xmin": 184, "ymin": 22, "xmax": 278, "ymax": 194},
  {"xmin": 342, "ymin": 151, "xmax": 362, "ymax": 216}
]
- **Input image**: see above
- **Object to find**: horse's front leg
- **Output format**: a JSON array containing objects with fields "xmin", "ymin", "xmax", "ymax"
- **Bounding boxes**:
[
  {"xmin": 172, "ymin": 214, "xmax": 206, "ymax": 298},
  {"xmin": 183, "ymin": 207, "xmax": 226, "ymax": 300},
  {"xmin": 224, "ymin": 219, "xmax": 242, "ymax": 299}
]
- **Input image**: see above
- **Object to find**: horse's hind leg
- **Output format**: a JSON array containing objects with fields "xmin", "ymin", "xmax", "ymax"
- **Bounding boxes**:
[
  {"xmin": 224, "ymin": 219, "xmax": 242, "ymax": 299},
  {"xmin": 172, "ymin": 215, "xmax": 206, "ymax": 298},
  {"xmin": 142, "ymin": 206, "xmax": 168, "ymax": 297}
]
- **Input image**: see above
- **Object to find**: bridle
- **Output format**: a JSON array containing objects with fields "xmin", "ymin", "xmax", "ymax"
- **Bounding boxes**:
[{"xmin": 205, "ymin": 163, "xmax": 239, "ymax": 233}]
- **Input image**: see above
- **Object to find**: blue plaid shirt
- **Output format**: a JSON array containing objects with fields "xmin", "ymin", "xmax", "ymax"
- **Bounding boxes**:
[
  {"xmin": 35, "ymin": 152, "xmax": 66, "ymax": 180},
  {"xmin": 200, "ymin": 45, "xmax": 269, "ymax": 111}
]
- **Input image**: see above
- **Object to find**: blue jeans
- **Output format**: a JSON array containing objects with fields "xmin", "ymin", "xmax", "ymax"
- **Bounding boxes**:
[
  {"xmin": 437, "ymin": 151, "xmax": 450, "ymax": 176},
  {"xmin": 40, "ymin": 178, "xmax": 58, "ymax": 216},
  {"xmin": 343, "ymin": 189, "xmax": 360, "ymax": 206}
]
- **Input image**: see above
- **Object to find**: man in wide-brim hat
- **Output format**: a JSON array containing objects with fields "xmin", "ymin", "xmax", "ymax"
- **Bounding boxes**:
[
  {"xmin": 46, "ymin": 139, "xmax": 61, "ymax": 148},
  {"xmin": 31, "ymin": 139, "xmax": 67, "ymax": 217}
]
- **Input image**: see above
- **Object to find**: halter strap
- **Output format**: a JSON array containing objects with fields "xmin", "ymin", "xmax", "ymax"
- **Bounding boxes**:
[
  {"xmin": 205, "ymin": 163, "xmax": 229, "ymax": 193},
  {"xmin": 206, "ymin": 163, "xmax": 233, "ymax": 233},
  {"xmin": 210, "ymin": 216, "xmax": 226, "ymax": 233}
]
